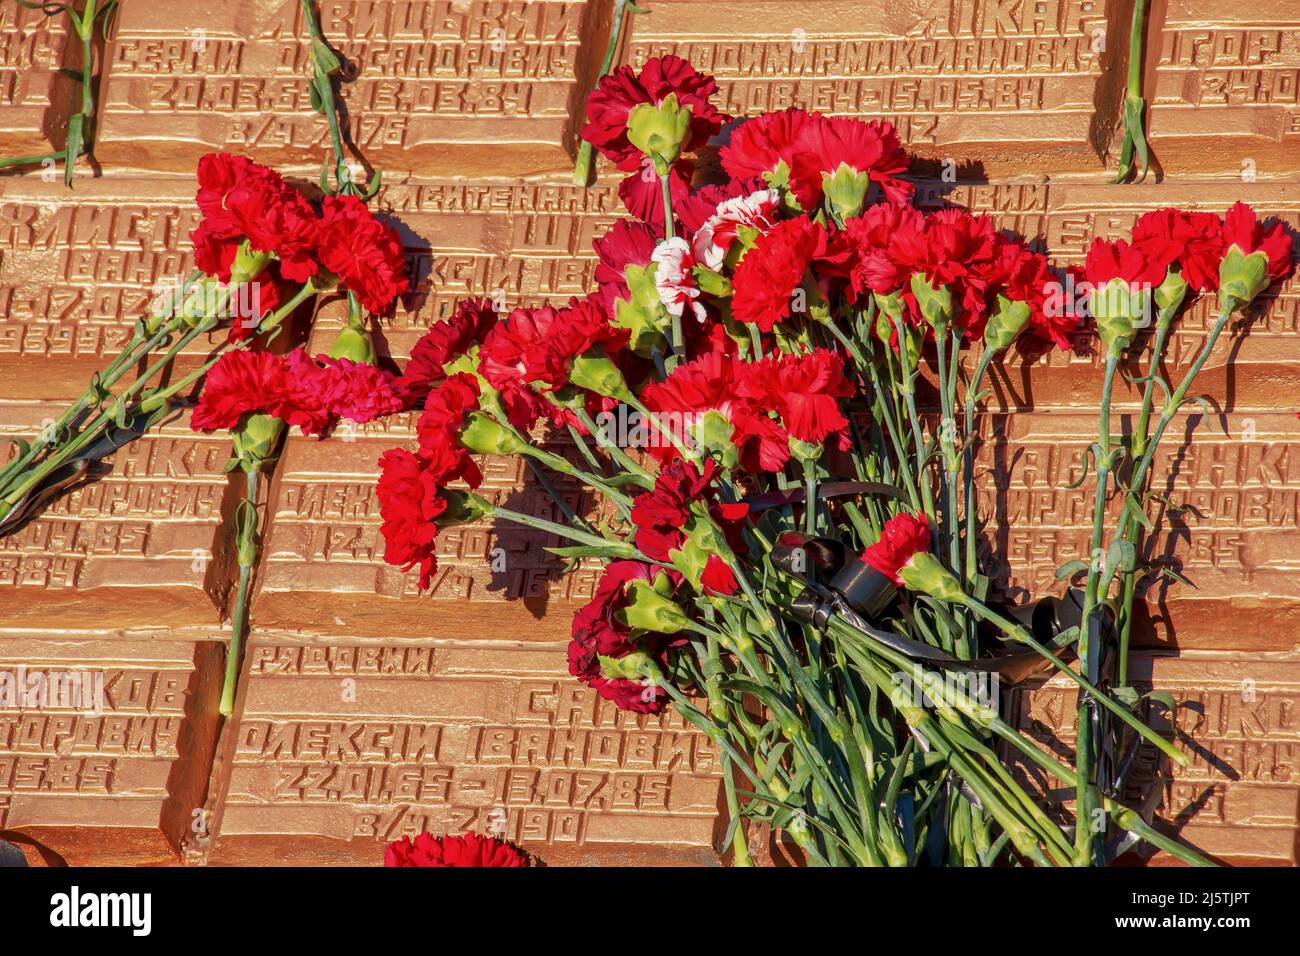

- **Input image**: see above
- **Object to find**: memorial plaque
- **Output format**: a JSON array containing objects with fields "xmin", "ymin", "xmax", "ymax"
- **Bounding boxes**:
[
  {"xmin": 1010, "ymin": 651, "xmax": 1300, "ymax": 865},
  {"xmin": 0, "ymin": 175, "xmax": 214, "ymax": 397},
  {"xmin": 972, "ymin": 410, "xmax": 1300, "ymax": 652},
  {"xmin": 0, "ymin": 628, "xmax": 224, "ymax": 866},
  {"xmin": 0, "ymin": 3, "xmax": 77, "ymax": 161},
  {"xmin": 0, "ymin": 404, "xmax": 239, "ymax": 632},
  {"xmin": 95, "ymin": 0, "xmax": 608, "ymax": 177},
  {"xmin": 1143, "ymin": 0, "xmax": 1300, "ymax": 176},
  {"xmin": 622, "ymin": 0, "xmax": 1114, "ymax": 176},
  {"xmin": 200, "ymin": 634, "xmax": 721, "ymax": 865}
]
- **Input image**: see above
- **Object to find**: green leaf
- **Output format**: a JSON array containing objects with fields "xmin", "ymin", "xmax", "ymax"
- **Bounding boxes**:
[
  {"xmin": 310, "ymin": 39, "xmax": 343, "ymax": 76},
  {"xmin": 1055, "ymin": 559, "xmax": 1088, "ymax": 581},
  {"xmin": 1159, "ymin": 565, "xmax": 1199, "ymax": 590},
  {"xmin": 1111, "ymin": 686, "xmax": 1140, "ymax": 710},
  {"xmin": 363, "ymin": 168, "xmax": 382, "ymax": 200},
  {"xmin": 63, "ymin": 113, "xmax": 84, "ymax": 187},
  {"xmin": 1144, "ymin": 690, "xmax": 1177, "ymax": 713},
  {"xmin": 308, "ymin": 80, "xmax": 325, "ymax": 114},
  {"xmin": 543, "ymin": 543, "xmax": 634, "ymax": 560},
  {"xmin": 1105, "ymin": 539, "xmax": 1137, "ymax": 577},
  {"xmin": 1048, "ymin": 624, "xmax": 1079, "ymax": 650},
  {"xmin": 1122, "ymin": 492, "xmax": 1154, "ymax": 532},
  {"xmin": 1065, "ymin": 444, "xmax": 1095, "ymax": 489}
]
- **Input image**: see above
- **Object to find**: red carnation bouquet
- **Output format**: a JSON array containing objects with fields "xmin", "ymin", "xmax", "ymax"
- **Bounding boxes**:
[{"xmin": 365, "ymin": 56, "xmax": 1292, "ymax": 867}]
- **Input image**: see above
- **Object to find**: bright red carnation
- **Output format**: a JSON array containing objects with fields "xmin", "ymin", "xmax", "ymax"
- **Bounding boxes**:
[
  {"xmin": 1221, "ymin": 200, "xmax": 1293, "ymax": 282},
  {"xmin": 788, "ymin": 116, "xmax": 913, "ymax": 212},
  {"xmin": 317, "ymin": 195, "xmax": 410, "ymax": 314},
  {"xmin": 846, "ymin": 201, "xmax": 927, "ymax": 298},
  {"xmin": 735, "ymin": 348, "xmax": 853, "ymax": 448},
  {"xmin": 1083, "ymin": 237, "xmax": 1166, "ymax": 288},
  {"xmin": 1129, "ymin": 208, "xmax": 1225, "ymax": 293},
  {"xmin": 720, "ymin": 109, "xmax": 820, "ymax": 182},
  {"xmin": 415, "ymin": 373, "xmax": 484, "ymax": 489},
  {"xmin": 190, "ymin": 349, "xmax": 285, "ymax": 431},
  {"xmin": 861, "ymin": 513, "xmax": 932, "ymax": 586},
  {"xmin": 376, "ymin": 448, "xmax": 448, "ymax": 592},
  {"xmin": 730, "ymin": 216, "xmax": 839, "ymax": 332},
  {"xmin": 384, "ymin": 831, "xmax": 527, "ymax": 867}
]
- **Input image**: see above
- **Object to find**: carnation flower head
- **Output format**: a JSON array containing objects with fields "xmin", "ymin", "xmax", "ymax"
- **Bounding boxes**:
[
  {"xmin": 582, "ymin": 55, "xmax": 726, "ymax": 171},
  {"xmin": 720, "ymin": 109, "xmax": 820, "ymax": 184},
  {"xmin": 861, "ymin": 513, "xmax": 932, "ymax": 586},
  {"xmin": 1129, "ymin": 208, "xmax": 1225, "ymax": 294},
  {"xmin": 730, "ymin": 216, "xmax": 839, "ymax": 332},
  {"xmin": 735, "ymin": 348, "xmax": 853, "ymax": 449},
  {"xmin": 788, "ymin": 116, "xmax": 913, "ymax": 218},
  {"xmin": 384, "ymin": 831, "xmax": 527, "ymax": 867},
  {"xmin": 376, "ymin": 448, "xmax": 450, "ymax": 592},
  {"xmin": 317, "ymin": 195, "xmax": 410, "ymax": 314},
  {"xmin": 396, "ymin": 298, "xmax": 498, "ymax": 405},
  {"xmin": 651, "ymin": 237, "xmax": 707, "ymax": 324}
]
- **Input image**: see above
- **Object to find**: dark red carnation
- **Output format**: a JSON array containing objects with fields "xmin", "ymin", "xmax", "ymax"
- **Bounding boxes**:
[
  {"xmin": 581, "ymin": 55, "xmax": 726, "ymax": 171},
  {"xmin": 397, "ymin": 298, "xmax": 498, "ymax": 404},
  {"xmin": 618, "ymin": 158, "xmax": 692, "ymax": 232},
  {"xmin": 593, "ymin": 219, "xmax": 659, "ymax": 316}
]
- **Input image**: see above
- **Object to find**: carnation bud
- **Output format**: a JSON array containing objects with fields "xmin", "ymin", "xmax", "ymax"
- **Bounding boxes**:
[
  {"xmin": 616, "ymin": 579, "xmax": 691, "ymax": 634},
  {"xmin": 1217, "ymin": 244, "xmax": 1272, "ymax": 314},
  {"xmin": 458, "ymin": 412, "xmax": 525, "ymax": 456},
  {"xmin": 1154, "ymin": 269, "xmax": 1189, "ymax": 314},
  {"xmin": 328, "ymin": 324, "xmax": 378, "ymax": 364},
  {"xmin": 821, "ymin": 162, "xmax": 870, "ymax": 223},
  {"xmin": 174, "ymin": 276, "xmax": 223, "ymax": 330},
  {"xmin": 788, "ymin": 436, "xmax": 823, "ymax": 463},
  {"xmin": 626, "ymin": 93, "xmax": 692, "ymax": 175},
  {"xmin": 982, "ymin": 294, "xmax": 1031, "ymax": 352},
  {"xmin": 909, "ymin": 273, "xmax": 955, "ymax": 331},
  {"xmin": 897, "ymin": 552, "xmax": 966, "ymax": 603},
  {"xmin": 669, "ymin": 513, "xmax": 735, "ymax": 591},
  {"xmin": 568, "ymin": 350, "xmax": 635, "ymax": 404},
  {"xmin": 231, "ymin": 412, "xmax": 284, "ymax": 473},
  {"xmin": 695, "ymin": 409, "xmax": 740, "ymax": 470},
  {"xmin": 1089, "ymin": 277, "xmax": 1149, "ymax": 357},
  {"xmin": 614, "ymin": 263, "xmax": 671, "ymax": 354},
  {"xmin": 692, "ymin": 265, "xmax": 733, "ymax": 298}
]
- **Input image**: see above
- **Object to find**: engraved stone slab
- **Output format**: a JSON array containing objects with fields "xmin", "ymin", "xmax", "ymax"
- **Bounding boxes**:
[
  {"xmin": 255, "ymin": 412, "xmax": 602, "ymax": 640},
  {"xmin": 0, "ymin": 403, "xmax": 238, "ymax": 632},
  {"xmin": 1144, "ymin": 1, "xmax": 1300, "ymax": 176},
  {"xmin": 0, "ymin": 3, "xmax": 76, "ymax": 160},
  {"xmin": 0, "ymin": 629, "xmax": 224, "ymax": 865},
  {"xmin": 203, "ymin": 634, "xmax": 721, "ymax": 865},
  {"xmin": 95, "ymin": 0, "xmax": 605, "ymax": 177},
  {"xmin": 1010, "ymin": 651, "xmax": 1300, "ymax": 865},
  {"xmin": 623, "ymin": 0, "xmax": 1113, "ymax": 176},
  {"xmin": 0, "ymin": 175, "xmax": 214, "ymax": 397},
  {"xmin": 974, "ymin": 410, "xmax": 1300, "ymax": 651}
]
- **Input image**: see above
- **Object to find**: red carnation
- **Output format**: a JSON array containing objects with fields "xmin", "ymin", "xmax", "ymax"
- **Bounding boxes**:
[
  {"xmin": 642, "ymin": 351, "xmax": 790, "ymax": 472},
  {"xmin": 317, "ymin": 195, "xmax": 410, "ymax": 314},
  {"xmin": 593, "ymin": 219, "xmax": 659, "ymax": 316},
  {"xmin": 730, "ymin": 216, "xmax": 837, "ymax": 332},
  {"xmin": 735, "ymin": 348, "xmax": 853, "ymax": 448},
  {"xmin": 618, "ymin": 157, "xmax": 692, "ymax": 232},
  {"xmin": 397, "ymin": 299, "xmax": 498, "ymax": 404},
  {"xmin": 1129, "ymin": 208, "xmax": 1225, "ymax": 293},
  {"xmin": 1083, "ymin": 237, "xmax": 1166, "ymax": 288},
  {"xmin": 415, "ymin": 373, "xmax": 483, "ymax": 489},
  {"xmin": 581, "ymin": 55, "xmax": 726, "ymax": 171},
  {"xmin": 319, "ymin": 356, "xmax": 405, "ymax": 425},
  {"xmin": 846, "ymin": 201, "xmax": 926, "ymax": 298},
  {"xmin": 720, "ymin": 109, "xmax": 820, "ymax": 182},
  {"xmin": 861, "ymin": 513, "xmax": 932, "ymax": 586},
  {"xmin": 1221, "ymin": 200, "xmax": 1293, "ymax": 282},
  {"xmin": 384, "ymin": 831, "xmax": 527, "ymax": 867},
  {"xmin": 376, "ymin": 448, "xmax": 449, "ymax": 592},
  {"xmin": 788, "ymin": 116, "xmax": 913, "ymax": 212},
  {"xmin": 190, "ymin": 349, "xmax": 285, "ymax": 431},
  {"xmin": 985, "ymin": 235, "xmax": 1078, "ymax": 353}
]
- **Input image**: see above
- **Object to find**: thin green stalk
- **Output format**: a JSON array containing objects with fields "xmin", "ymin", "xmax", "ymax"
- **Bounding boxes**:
[
  {"xmin": 219, "ymin": 469, "xmax": 260, "ymax": 717},
  {"xmin": 962, "ymin": 347, "xmax": 997, "ymax": 585},
  {"xmin": 573, "ymin": 0, "xmax": 641, "ymax": 185}
]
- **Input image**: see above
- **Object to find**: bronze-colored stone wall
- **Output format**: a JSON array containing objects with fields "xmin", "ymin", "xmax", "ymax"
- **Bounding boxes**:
[{"xmin": 1, "ymin": 0, "xmax": 1298, "ymax": 866}]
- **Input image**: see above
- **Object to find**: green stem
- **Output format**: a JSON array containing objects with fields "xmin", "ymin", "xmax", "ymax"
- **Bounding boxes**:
[
  {"xmin": 573, "ymin": 0, "xmax": 638, "ymax": 185},
  {"xmin": 219, "ymin": 469, "xmax": 260, "ymax": 717},
  {"xmin": 962, "ymin": 346, "xmax": 997, "ymax": 585}
]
